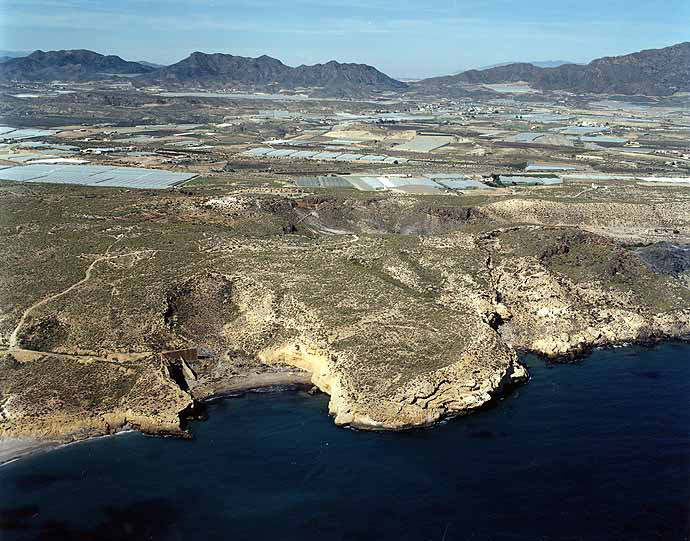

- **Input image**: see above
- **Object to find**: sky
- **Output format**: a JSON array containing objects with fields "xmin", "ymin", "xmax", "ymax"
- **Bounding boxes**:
[{"xmin": 1, "ymin": 0, "xmax": 689, "ymax": 79}]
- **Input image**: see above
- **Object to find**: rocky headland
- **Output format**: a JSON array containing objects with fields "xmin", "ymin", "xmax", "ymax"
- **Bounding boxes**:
[{"xmin": 1, "ymin": 185, "xmax": 689, "ymax": 461}]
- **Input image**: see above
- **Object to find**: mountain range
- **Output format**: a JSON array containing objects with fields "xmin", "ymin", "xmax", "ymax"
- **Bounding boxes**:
[
  {"xmin": 417, "ymin": 42, "xmax": 690, "ymax": 96},
  {"xmin": 0, "ymin": 49, "xmax": 154, "ymax": 81},
  {"xmin": 0, "ymin": 49, "xmax": 404, "ymax": 94},
  {"xmin": 472, "ymin": 60, "xmax": 581, "ymax": 71},
  {"xmin": 0, "ymin": 42, "xmax": 688, "ymax": 97},
  {"xmin": 136, "ymin": 51, "xmax": 407, "ymax": 93},
  {"xmin": 0, "ymin": 50, "xmax": 33, "ymax": 64},
  {"xmin": 137, "ymin": 60, "xmax": 166, "ymax": 69}
]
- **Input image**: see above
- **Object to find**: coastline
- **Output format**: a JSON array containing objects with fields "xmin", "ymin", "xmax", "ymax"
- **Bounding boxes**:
[
  {"xmin": 519, "ymin": 334, "xmax": 690, "ymax": 364},
  {"xmin": 192, "ymin": 371, "xmax": 313, "ymax": 401},
  {"xmin": 4, "ymin": 341, "xmax": 686, "ymax": 541},
  {"xmin": 1, "ymin": 339, "xmax": 687, "ymax": 466},
  {"xmin": 0, "ymin": 438, "xmax": 59, "ymax": 467},
  {"xmin": 0, "ymin": 370, "xmax": 313, "ymax": 466}
]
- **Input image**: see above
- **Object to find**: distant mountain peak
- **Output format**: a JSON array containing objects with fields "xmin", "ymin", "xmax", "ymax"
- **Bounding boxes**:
[
  {"xmin": 3, "ymin": 43, "xmax": 685, "ymax": 97},
  {"xmin": 0, "ymin": 48, "xmax": 154, "ymax": 81},
  {"xmin": 418, "ymin": 42, "xmax": 690, "ymax": 96},
  {"xmin": 472, "ymin": 60, "xmax": 581, "ymax": 72},
  {"xmin": 0, "ymin": 49, "xmax": 32, "ymax": 59},
  {"xmin": 137, "ymin": 51, "xmax": 407, "ymax": 94}
]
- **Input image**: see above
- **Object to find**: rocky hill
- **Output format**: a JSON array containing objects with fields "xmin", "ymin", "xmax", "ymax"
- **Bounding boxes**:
[
  {"xmin": 0, "ymin": 49, "xmax": 155, "ymax": 81},
  {"xmin": 417, "ymin": 42, "xmax": 690, "ymax": 96},
  {"xmin": 2, "ymin": 43, "xmax": 687, "ymax": 96},
  {"xmin": 2, "ymin": 184, "xmax": 690, "ymax": 442},
  {"xmin": 0, "ymin": 48, "xmax": 407, "ymax": 95},
  {"xmin": 470, "ymin": 60, "xmax": 580, "ymax": 71},
  {"xmin": 138, "ymin": 51, "xmax": 407, "ymax": 93}
]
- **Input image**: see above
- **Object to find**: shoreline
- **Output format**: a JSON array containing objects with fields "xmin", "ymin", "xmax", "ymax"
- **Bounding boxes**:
[
  {"xmin": 0, "ymin": 428, "xmax": 140, "ymax": 468},
  {"xmin": 192, "ymin": 371, "xmax": 313, "ymax": 401},
  {"xmin": 1, "ymin": 340, "xmax": 687, "ymax": 466},
  {"xmin": 0, "ymin": 371, "xmax": 313, "ymax": 467},
  {"xmin": 0, "ymin": 438, "xmax": 59, "ymax": 467},
  {"xmin": 517, "ymin": 334, "xmax": 690, "ymax": 364}
]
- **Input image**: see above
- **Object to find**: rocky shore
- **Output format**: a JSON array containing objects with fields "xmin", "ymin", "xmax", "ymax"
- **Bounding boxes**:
[{"xmin": 2, "ymin": 188, "xmax": 690, "ymax": 462}]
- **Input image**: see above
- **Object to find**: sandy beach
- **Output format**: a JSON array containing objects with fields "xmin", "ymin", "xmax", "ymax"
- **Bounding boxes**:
[
  {"xmin": 0, "ymin": 438, "xmax": 60, "ymax": 466},
  {"xmin": 192, "ymin": 371, "xmax": 314, "ymax": 400}
]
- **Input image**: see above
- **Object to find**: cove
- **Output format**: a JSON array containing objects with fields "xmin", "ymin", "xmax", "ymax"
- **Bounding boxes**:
[{"xmin": 1, "ymin": 343, "xmax": 688, "ymax": 540}]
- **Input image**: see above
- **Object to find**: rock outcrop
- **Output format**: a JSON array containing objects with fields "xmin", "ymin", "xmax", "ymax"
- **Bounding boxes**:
[
  {"xmin": 0, "ymin": 355, "xmax": 192, "ymax": 439},
  {"xmin": 1, "ymin": 189, "xmax": 689, "ymax": 445}
]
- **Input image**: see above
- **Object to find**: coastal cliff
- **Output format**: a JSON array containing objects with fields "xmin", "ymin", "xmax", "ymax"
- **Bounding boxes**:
[{"xmin": 1, "ymin": 188, "xmax": 689, "ymax": 448}]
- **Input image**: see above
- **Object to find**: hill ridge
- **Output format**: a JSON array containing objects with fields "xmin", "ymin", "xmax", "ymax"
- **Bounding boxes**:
[{"xmin": 417, "ymin": 42, "xmax": 690, "ymax": 96}]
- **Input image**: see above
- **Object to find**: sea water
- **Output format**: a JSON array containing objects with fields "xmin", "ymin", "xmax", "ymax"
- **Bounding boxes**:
[{"xmin": 1, "ymin": 343, "xmax": 688, "ymax": 540}]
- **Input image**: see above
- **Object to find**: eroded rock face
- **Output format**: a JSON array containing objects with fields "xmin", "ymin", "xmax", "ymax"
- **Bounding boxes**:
[
  {"xmin": 0, "ymin": 355, "xmax": 192, "ymax": 439},
  {"xmin": 258, "ymin": 323, "xmax": 526, "ymax": 430},
  {"xmin": 2, "ymin": 191, "xmax": 690, "ymax": 440},
  {"xmin": 480, "ymin": 199, "xmax": 690, "ymax": 231},
  {"xmin": 482, "ymin": 227, "xmax": 690, "ymax": 357},
  {"xmin": 292, "ymin": 196, "xmax": 483, "ymax": 235}
]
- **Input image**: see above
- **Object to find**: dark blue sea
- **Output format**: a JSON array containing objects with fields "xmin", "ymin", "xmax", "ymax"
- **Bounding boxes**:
[{"xmin": 1, "ymin": 343, "xmax": 689, "ymax": 541}]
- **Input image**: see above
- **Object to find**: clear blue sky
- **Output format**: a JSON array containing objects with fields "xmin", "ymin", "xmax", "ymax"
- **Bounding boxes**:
[{"xmin": 1, "ymin": 0, "xmax": 688, "ymax": 78}]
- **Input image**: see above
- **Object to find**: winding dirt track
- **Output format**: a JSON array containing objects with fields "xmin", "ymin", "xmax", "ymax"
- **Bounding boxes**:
[{"xmin": 8, "ymin": 251, "xmax": 151, "ymax": 349}]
